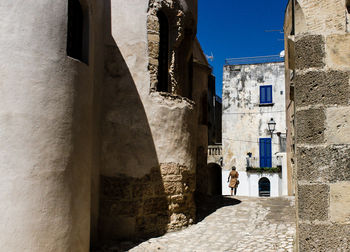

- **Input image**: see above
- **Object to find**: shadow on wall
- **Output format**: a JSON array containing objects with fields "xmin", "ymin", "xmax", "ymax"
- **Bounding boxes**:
[
  {"xmin": 207, "ymin": 163, "xmax": 222, "ymax": 196},
  {"xmin": 95, "ymin": 0, "xmax": 167, "ymax": 247}
]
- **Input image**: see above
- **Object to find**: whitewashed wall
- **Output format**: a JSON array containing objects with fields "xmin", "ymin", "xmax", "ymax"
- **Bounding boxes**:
[{"xmin": 222, "ymin": 62, "xmax": 288, "ymax": 197}]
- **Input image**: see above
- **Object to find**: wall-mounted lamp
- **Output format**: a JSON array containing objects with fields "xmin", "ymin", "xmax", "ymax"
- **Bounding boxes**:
[{"xmin": 268, "ymin": 118, "xmax": 276, "ymax": 137}]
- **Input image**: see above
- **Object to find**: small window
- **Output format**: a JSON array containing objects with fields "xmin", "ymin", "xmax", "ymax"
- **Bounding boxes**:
[
  {"xmin": 260, "ymin": 85, "xmax": 272, "ymax": 104},
  {"xmin": 347, "ymin": 0, "xmax": 350, "ymax": 14},
  {"xmin": 157, "ymin": 11, "xmax": 169, "ymax": 92},
  {"xmin": 67, "ymin": 0, "xmax": 89, "ymax": 64}
]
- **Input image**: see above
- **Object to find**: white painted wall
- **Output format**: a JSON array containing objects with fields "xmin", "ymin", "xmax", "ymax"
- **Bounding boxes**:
[
  {"xmin": 222, "ymin": 155, "xmax": 287, "ymax": 197},
  {"xmin": 222, "ymin": 62, "xmax": 288, "ymax": 197}
]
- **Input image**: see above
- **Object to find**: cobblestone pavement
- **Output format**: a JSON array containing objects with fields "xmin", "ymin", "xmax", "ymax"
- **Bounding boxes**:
[{"xmin": 101, "ymin": 196, "xmax": 296, "ymax": 252}]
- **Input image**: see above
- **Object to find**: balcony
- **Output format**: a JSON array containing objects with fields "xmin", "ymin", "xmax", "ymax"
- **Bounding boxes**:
[
  {"xmin": 208, "ymin": 145, "xmax": 222, "ymax": 156},
  {"xmin": 208, "ymin": 145, "xmax": 222, "ymax": 165},
  {"xmin": 246, "ymin": 156, "xmax": 282, "ymax": 173}
]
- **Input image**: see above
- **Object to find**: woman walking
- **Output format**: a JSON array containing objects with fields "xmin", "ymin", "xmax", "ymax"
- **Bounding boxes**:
[{"xmin": 227, "ymin": 166, "xmax": 239, "ymax": 196}]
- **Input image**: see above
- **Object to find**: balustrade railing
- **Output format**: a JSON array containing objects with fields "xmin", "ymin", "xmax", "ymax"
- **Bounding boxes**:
[
  {"xmin": 208, "ymin": 145, "xmax": 222, "ymax": 156},
  {"xmin": 246, "ymin": 155, "xmax": 283, "ymax": 168}
]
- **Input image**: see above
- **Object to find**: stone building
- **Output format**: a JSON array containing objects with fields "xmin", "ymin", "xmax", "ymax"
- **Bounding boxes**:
[
  {"xmin": 205, "ymin": 70, "xmax": 223, "ymax": 196},
  {"xmin": 222, "ymin": 58, "xmax": 290, "ymax": 197},
  {"xmin": 284, "ymin": 0, "xmax": 350, "ymax": 250},
  {"xmin": 0, "ymin": 0, "xmax": 210, "ymax": 250}
]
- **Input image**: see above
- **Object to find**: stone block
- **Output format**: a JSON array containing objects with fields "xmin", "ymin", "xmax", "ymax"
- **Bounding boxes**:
[
  {"xmin": 297, "ymin": 147, "xmax": 328, "ymax": 182},
  {"xmin": 109, "ymin": 200, "xmax": 141, "ymax": 217},
  {"xmin": 298, "ymin": 184, "xmax": 329, "ymax": 221},
  {"xmin": 132, "ymin": 183, "xmax": 153, "ymax": 199},
  {"xmin": 297, "ymin": 145, "xmax": 350, "ymax": 183},
  {"xmin": 153, "ymin": 182, "xmax": 166, "ymax": 196},
  {"xmin": 326, "ymin": 34, "xmax": 350, "ymax": 70},
  {"xmin": 148, "ymin": 40, "xmax": 159, "ymax": 59},
  {"xmin": 100, "ymin": 175, "xmax": 132, "ymax": 199},
  {"xmin": 163, "ymin": 175, "xmax": 182, "ymax": 182},
  {"xmin": 295, "ymin": 71, "xmax": 350, "ymax": 106},
  {"xmin": 296, "ymin": 108, "xmax": 325, "ymax": 144},
  {"xmin": 99, "ymin": 216, "xmax": 136, "ymax": 241},
  {"xmin": 147, "ymin": 15, "xmax": 159, "ymax": 35},
  {"xmin": 330, "ymin": 182, "xmax": 350, "ymax": 224},
  {"xmin": 143, "ymin": 197, "xmax": 168, "ymax": 215},
  {"xmin": 299, "ymin": 223, "xmax": 350, "ymax": 252},
  {"xmin": 164, "ymin": 182, "xmax": 183, "ymax": 195},
  {"xmin": 295, "ymin": 35, "xmax": 325, "ymax": 70},
  {"xmin": 136, "ymin": 214, "xmax": 168, "ymax": 237},
  {"xmin": 160, "ymin": 163, "xmax": 181, "ymax": 175},
  {"xmin": 326, "ymin": 107, "xmax": 350, "ymax": 144}
]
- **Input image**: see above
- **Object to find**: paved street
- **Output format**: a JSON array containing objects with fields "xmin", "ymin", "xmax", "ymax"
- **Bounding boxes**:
[{"xmin": 109, "ymin": 196, "xmax": 296, "ymax": 252}]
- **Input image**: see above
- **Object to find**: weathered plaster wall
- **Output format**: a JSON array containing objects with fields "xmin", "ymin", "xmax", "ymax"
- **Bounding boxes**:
[
  {"xmin": 222, "ymin": 62, "xmax": 287, "ymax": 197},
  {"xmin": 0, "ymin": 0, "xmax": 104, "ymax": 251},
  {"xmin": 222, "ymin": 62, "xmax": 286, "ymax": 170},
  {"xmin": 98, "ymin": 0, "xmax": 202, "ymax": 242},
  {"xmin": 285, "ymin": 0, "xmax": 350, "ymax": 250}
]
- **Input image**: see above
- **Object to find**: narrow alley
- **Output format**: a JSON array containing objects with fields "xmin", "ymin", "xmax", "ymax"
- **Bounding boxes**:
[{"xmin": 102, "ymin": 196, "xmax": 295, "ymax": 252}]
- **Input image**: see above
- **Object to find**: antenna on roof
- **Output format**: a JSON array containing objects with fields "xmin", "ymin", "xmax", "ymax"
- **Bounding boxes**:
[{"xmin": 206, "ymin": 52, "xmax": 214, "ymax": 62}]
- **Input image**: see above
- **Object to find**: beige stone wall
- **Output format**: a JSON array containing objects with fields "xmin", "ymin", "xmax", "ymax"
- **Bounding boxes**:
[
  {"xmin": 285, "ymin": 0, "xmax": 350, "ymax": 250},
  {"xmin": 283, "ymin": 1, "xmax": 295, "ymax": 197},
  {"xmin": 0, "ymin": 0, "xmax": 203, "ymax": 249},
  {"xmin": 98, "ymin": 0, "xmax": 204, "ymax": 243}
]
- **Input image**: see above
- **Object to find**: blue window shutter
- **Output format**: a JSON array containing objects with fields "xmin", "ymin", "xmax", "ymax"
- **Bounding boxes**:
[
  {"xmin": 260, "ymin": 86, "xmax": 265, "ymax": 104},
  {"xmin": 265, "ymin": 138, "xmax": 272, "ymax": 167},
  {"xmin": 259, "ymin": 138, "xmax": 265, "ymax": 167},
  {"xmin": 260, "ymin": 85, "xmax": 273, "ymax": 104},
  {"xmin": 260, "ymin": 138, "xmax": 272, "ymax": 168},
  {"xmin": 266, "ymin": 86, "xmax": 272, "ymax": 103}
]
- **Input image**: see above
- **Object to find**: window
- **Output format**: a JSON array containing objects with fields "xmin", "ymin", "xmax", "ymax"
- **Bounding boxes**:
[
  {"xmin": 259, "ymin": 138, "xmax": 272, "ymax": 168},
  {"xmin": 157, "ymin": 11, "xmax": 169, "ymax": 92},
  {"xmin": 347, "ymin": 0, "xmax": 350, "ymax": 14},
  {"xmin": 260, "ymin": 85, "xmax": 272, "ymax": 104},
  {"xmin": 67, "ymin": 0, "xmax": 89, "ymax": 64}
]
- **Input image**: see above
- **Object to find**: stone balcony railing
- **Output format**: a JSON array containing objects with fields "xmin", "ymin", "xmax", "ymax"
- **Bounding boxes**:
[
  {"xmin": 207, "ymin": 145, "xmax": 222, "ymax": 165},
  {"xmin": 208, "ymin": 145, "xmax": 222, "ymax": 156},
  {"xmin": 246, "ymin": 155, "xmax": 283, "ymax": 169}
]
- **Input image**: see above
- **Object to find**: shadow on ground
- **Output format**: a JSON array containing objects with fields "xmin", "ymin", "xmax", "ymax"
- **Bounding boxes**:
[
  {"xmin": 92, "ymin": 195, "xmax": 242, "ymax": 252},
  {"xmin": 195, "ymin": 193, "xmax": 242, "ymax": 222}
]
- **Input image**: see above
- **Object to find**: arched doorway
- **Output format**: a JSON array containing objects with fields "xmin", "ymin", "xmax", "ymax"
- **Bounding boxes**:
[
  {"xmin": 259, "ymin": 177, "xmax": 270, "ymax": 197},
  {"xmin": 207, "ymin": 163, "xmax": 222, "ymax": 196}
]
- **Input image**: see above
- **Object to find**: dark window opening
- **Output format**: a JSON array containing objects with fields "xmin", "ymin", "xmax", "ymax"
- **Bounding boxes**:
[
  {"xmin": 347, "ymin": 0, "xmax": 350, "ymax": 14},
  {"xmin": 67, "ymin": 0, "xmax": 89, "ymax": 64},
  {"xmin": 157, "ymin": 11, "xmax": 169, "ymax": 92},
  {"xmin": 259, "ymin": 177, "xmax": 271, "ymax": 197}
]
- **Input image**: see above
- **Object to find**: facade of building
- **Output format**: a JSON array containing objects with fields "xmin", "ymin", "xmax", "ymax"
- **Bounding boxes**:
[
  {"xmin": 284, "ymin": 0, "xmax": 350, "ymax": 250},
  {"xmin": 222, "ymin": 59, "xmax": 290, "ymax": 197},
  {"xmin": 0, "ymin": 0, "xmax": 210, "ymax": 250},
  {"xmin": 205, "ymin": 68, "xmax": 223, "ymax": 196}
]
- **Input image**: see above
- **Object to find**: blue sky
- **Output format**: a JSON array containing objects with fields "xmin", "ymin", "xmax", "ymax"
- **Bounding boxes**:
[{"xmin": 197, "ymin": 0, "xmax": 288, "ymax": 98}]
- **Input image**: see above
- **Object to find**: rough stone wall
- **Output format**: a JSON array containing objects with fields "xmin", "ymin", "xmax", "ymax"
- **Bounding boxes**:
[
  {"xmin": 285, "ymin": 0, "xmax": 350, "ymax": 250},
  {"xmin": 147, "ymin": 0, "xmax": 195, "ymax": 97},
  {"xmin": 98, "ymin": 0, "xmax": 201, "ymax": 243}
]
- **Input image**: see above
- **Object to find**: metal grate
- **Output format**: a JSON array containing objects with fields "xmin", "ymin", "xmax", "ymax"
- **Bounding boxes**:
[{"xmin": 225, "ymin": 55, "xmax": 284, "ymax": 66}]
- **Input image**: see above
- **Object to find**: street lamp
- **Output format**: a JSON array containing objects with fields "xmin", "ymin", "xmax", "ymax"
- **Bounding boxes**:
[{"xmin": 268, "ymin": 118, "xmax": 276, "ymax": 137}]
